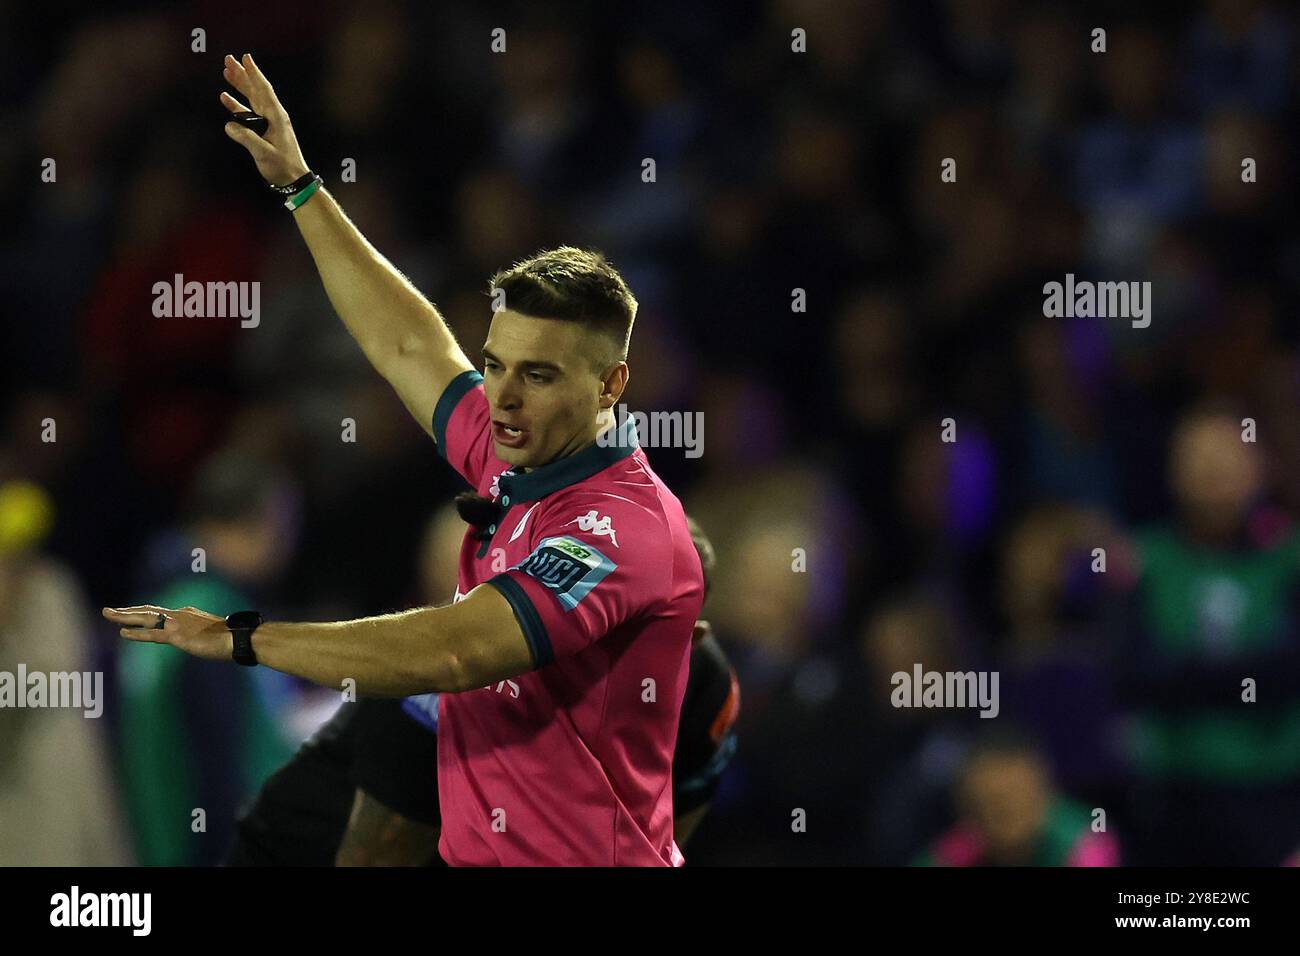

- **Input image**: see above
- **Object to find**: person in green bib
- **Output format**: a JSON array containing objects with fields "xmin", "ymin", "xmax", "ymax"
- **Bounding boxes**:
[
  {"xmin": 117, "ymin": 449, "xmax": 300, "ymax": 865},
  {"xmin": 1117, "ymin": 406, "xmax": 1300, "ymax": 865}
]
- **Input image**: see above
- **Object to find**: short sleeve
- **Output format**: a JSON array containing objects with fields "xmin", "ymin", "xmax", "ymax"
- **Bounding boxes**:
[
  {"xmin": 484, "ymin": 498, "xmax": 671, "ymax": 667},
  {"xmin": 432, "ymin": 370, "xmax": 493, "ymax": 488}
]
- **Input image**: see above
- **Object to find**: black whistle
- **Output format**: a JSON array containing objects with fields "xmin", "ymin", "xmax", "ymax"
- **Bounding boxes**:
[{"xmin": 229, "ymin": 110, "xmax": 269, "ymax": 136}]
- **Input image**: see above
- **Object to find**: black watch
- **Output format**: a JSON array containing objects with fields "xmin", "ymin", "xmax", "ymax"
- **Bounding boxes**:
[{"xmin": 226, "ymin": 610, "xmax": 263, "ymax": 667}]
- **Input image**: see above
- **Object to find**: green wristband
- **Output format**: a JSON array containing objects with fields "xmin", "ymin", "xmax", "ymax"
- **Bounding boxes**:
[{"xmin": 284, "ymin": 176, "xmax": 322, "ymax": 211}]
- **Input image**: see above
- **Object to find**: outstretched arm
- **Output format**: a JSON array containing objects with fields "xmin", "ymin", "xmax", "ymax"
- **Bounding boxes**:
[
  {"xmin": 103, "ymin": 584, "xmax": 534, "ymax": 696},
  {"xmin": 220, "ymin": 52, "xmax": 474, "ymax": 438}
]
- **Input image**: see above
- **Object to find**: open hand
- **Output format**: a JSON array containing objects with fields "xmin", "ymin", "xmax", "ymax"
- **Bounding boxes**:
[
  {"xmin": 103, "ymin": 605, "xmax": 232, "ymax": 662},
  {"xmin": 220, "ymin": 52, "xmax": 311, "ymax": 188}
]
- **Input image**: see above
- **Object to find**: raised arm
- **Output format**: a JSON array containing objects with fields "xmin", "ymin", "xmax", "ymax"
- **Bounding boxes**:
[{"xmin": 219, "ymin": 53, "xmax": 473, "ymax": 438}]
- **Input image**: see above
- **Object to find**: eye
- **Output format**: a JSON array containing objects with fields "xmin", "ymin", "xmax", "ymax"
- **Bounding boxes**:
[{"xmin": 527, "ymin": 371, "xmax": 551, "ymax": 384}]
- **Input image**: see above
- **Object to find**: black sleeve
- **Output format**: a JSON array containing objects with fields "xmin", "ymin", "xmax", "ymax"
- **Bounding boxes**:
[
  {"xmin": 350, "ymin": 698, "xmax": 442, "ymax": 826},
  {"xmin": 672, "ymin": 634, "xmax": 741, "ymax": 814},
  {"xmin": 228, "ymin": 702, "xmax": 360, "ymax": 866}
]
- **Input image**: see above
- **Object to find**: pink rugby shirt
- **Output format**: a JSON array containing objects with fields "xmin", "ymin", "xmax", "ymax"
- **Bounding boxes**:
[{"xmin": 431, "ymin": 370, "xmax": 703, "ymax": 866}]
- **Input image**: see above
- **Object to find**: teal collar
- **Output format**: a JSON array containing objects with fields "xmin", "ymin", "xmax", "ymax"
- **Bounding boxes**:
[{"xmin": 498, "ymin": 416, "xmax": 639, "ymax": 504}]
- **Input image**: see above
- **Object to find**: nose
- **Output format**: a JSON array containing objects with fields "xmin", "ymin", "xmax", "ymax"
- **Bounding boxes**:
[{"xmin": 495, "ymin": 376, "xmax": 522, "ymax": 411}]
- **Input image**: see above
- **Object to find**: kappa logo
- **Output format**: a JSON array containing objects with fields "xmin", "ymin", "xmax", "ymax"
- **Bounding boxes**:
[{"xmin": 565, "ymin": 510, "xmax": 619, "ymax": 547}]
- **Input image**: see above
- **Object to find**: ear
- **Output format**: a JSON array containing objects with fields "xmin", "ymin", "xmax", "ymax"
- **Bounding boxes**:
[{"xmin": 599, "ymin": 361, "xmax": 629, "ymax": 409}]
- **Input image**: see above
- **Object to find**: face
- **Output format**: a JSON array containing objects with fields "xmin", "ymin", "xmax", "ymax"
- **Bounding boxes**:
[
  {"xmin": 959, "ymin": 754, "xmax": 1051, "ymax": 863},
  {"xmin": 1171, "ymin": 415, "xmax": 1263, "ymax": 534},
  {"xmin": 481, "ymin": 310, "xmax": 626, "ymax": 469}
]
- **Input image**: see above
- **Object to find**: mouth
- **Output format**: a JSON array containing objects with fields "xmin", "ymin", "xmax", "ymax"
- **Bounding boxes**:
[{"xmin": 492, "ymin": 420, "xmax": 529, "ymax": 449}]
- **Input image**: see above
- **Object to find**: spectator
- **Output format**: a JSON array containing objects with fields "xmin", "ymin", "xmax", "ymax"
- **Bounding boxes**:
[
  {"xmin": 116, "ymin": 448, "xmax": 301, "ymax": 865},
  {"xmin": 0, "ymin": 479, "xmax": 132, "ymax": 865},
  {"xmin": 1117, "ymin": 406, "xmax": 1300, "ymax": 865},
  {"xmin": 915, "ymin": 728, "xmax": 1119, "ymax": 866}
]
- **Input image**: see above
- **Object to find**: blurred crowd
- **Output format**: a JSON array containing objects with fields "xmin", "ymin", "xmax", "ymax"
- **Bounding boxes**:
[{"xmin": 2, "ymin": 0, "xmax": 1299, "ymax": 865}]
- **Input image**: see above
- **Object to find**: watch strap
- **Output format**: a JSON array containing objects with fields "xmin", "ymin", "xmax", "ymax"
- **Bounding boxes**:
[{"xmin": 226, "ymin": 610, "xmax": 263, "ymax": 667}]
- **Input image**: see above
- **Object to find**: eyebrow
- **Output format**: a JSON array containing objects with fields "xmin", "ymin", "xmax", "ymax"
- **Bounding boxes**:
[{"xmin": 481, "ymin": 348, "xmax": 563, "ymax": 373}]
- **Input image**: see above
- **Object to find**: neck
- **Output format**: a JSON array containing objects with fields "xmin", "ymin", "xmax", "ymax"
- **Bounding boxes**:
[{"xmin": 521, "ymin": 409, "xmax": 618, "ymax": 473}]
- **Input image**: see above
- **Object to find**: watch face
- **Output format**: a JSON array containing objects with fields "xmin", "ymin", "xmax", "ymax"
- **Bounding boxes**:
[{"xmin": 227, "ymin": 610, "xmax": 262, "ymax": 630}]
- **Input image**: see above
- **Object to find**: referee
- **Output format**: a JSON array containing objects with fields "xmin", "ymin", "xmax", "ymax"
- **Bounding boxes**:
[{"xmin": 105, "ymin": 53, "xmax": 708, "ymax": 866}]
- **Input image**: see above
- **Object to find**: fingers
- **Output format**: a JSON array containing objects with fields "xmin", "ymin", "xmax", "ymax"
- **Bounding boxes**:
[
  {"xmin": 223, "ymin": 53, "xmax": 254, "ymax": 101},
  {"xmin": 242, "ymin": 53, "xmax": 273, "ymax": 90},
  {"xmin": 219, "ymin": 90, "xmax": 250, "ymax": 114},
  {"xmin": 118, "ymin": 627, "xmax": 166, "ymax": 643},
  {"xmin": 223, "ymin": 53, "xmax": 279, "ymax": 115},
  {"xmin": 104, "ymin": 606, "xmax": 172, "ymax": 643},
  {"xmin": 224, "ymin": 120, "xmax": 274, "ymax": 157},
  {"xmin": 102, "ymin": 606, "xmax": 168, "ymax": 627}
]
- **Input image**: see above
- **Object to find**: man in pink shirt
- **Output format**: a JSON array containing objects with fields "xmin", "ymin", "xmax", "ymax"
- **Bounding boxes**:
[
  {"xmin": 429, "ymin": 366, "xmax": 703, "ymax": 866},
  {"xmin": 105, "ymin": 53, "xmax": 703, "ymax": 867}
]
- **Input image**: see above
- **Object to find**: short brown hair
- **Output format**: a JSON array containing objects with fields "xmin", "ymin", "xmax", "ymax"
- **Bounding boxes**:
[{"xmin": 488, "ymin": 246, "xmax": 638, "ymax": 364}]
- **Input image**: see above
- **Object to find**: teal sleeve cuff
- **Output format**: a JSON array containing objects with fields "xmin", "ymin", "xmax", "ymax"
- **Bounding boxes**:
[
  {"xmin": 485, "ymin": 573, "xmax": 554, "ymax": 669},
  {"xmin": 432, "ymin": 370, "xmax": 484, "ymax": 459}
]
